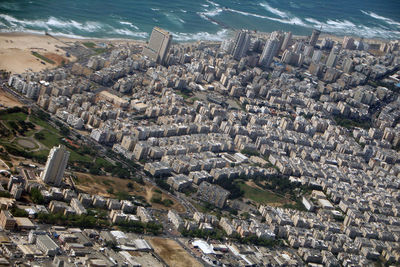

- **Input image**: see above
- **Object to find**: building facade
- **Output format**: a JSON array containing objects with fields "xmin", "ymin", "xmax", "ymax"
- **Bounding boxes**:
[
  {"xmin": 259, "ymin": 38, "xmax": 279, "ymax": 68},
  {"xmin": 230, "ymin": 30, "xmax": 251, "ymax": 61},
  {"xmin": 41, "ymin": 145, "xmax": 70, "ymax": 186},
  {"xmin": 143, "ymin": 27, "xmax": 172, "ymax": 65}
]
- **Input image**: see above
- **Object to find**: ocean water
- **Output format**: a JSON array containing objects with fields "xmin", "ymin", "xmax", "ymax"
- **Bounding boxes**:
[{"xmin": 0, "ymin": 0, "xmax": 399, "ymax": 41}]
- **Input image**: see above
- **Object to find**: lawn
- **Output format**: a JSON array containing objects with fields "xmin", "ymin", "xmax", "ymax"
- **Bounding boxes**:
[
  {"xmin": 32, "ymin": 149, "xmax": 49, "ymax": 158},
  {"xmin": 239, "ymin": 182, "xmax": 287, "ymax": 205},
  {"xmin": 0, "ymin": 112, "xmax": 27, "ymax": 121},
  {"xmin": 36, "ymin": 129, "xmax": 61, "ymax": 148},
  {"xmin": 69, "ymin": 150, "xmax": 92, "ymax": 163},
  {"xmin": 32, "ymin": 121, "xmax": 91, "ymax": 163},
  {"xmin": 0, "ymin": 109, "xmax": 93, "ymax": 165},
  {"xmin": 95, "ymin": 157, "xmax": 114, "ymax": 168},
  {"xmin": 82, "ymin": 42, "xmax": 108, "ymax": 54},
  {"xmin": 0, "ymin": 112, "xmax": 29, "ymax": 131},
  {"xmin": 82, "ymin": 42, "xmax": 96, "ymax": 48},
  {"xmin": 29, "ymin": 116, "xmax": 59, "ymax": 132}
]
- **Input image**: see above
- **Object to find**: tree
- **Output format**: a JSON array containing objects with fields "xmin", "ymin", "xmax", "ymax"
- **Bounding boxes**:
[
  {"xmin": 11, "ymin": 207, "xmax": 28, "ymax": 217},
  {"xmin": 34, "ymin": 132, "xmax": 45, "ymax": 140},
  {"xmin": 241, "ymin": 212, "xmax": 250, "ymax": 220},
  {"xmin": 127, "ymin": 182, "xmax": 134, "ymax": 190},
  {"xmin": 214, "ymin": 178, "xmax": 244, "ymax": 199},
  {"xmin": 89, "ymin": 166, "xmax": 101, "ymax": 175},
  {"xmin": 30, "ymin": 188, "xmax": 44, "ymax": 204},
  {"xmin": 106, "ymin": 188, "xmax": 114, "ymax": 194}
]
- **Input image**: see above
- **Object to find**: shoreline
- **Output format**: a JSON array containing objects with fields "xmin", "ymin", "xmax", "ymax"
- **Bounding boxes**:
[
  {"xmin": 0, "ymin": 31, "xmax": 147, "ymax": 44},
  {"xmin": 0, "ymin": 31, "xmax": 146, "ymax": 75},
  {"xmin": 0, "ymin": 30, "xmax": 390, "ymax": 75},
  {"xmin": 0, "ymin": 29, "xmax": 393, "ymax": 45}
]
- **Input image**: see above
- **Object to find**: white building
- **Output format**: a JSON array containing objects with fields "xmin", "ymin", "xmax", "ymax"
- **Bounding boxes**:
[
  {"xmin": 41, "ymin": 145, "xmax": 70, "ymax": 186},
  {"xmin": 259, "ymin": 38, "xmax": 279, "ymax": 68}
]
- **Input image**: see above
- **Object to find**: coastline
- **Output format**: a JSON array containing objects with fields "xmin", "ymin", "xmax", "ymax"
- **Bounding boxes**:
[
  {"xmin": 0, "ymin": 31, "xmax": 145, "ymax": 74},
  {"xmin": 0, "ymin": 30, "xmax": 390, "ymax": 75},
  {"xmin": 0, "ymin": 31, "xmax": 147, "ymax": 44}
]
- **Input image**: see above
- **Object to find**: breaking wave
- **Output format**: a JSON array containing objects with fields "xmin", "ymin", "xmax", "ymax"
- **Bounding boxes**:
[
  {"xmin": 305, "ymin": 17, "xmax": 399, "ymax": 39},
  {"xmin": 171, "ymin": 29, "xmax": 230, "ymax": 42},
  {"xmin": 119, "ymin": 21, "xmax": 139, "ymax": 30},
  {"xmin": 113, "ymin": 29, "xmax": 148, "ymax": 38},
  {"xmin": 0, "ymin": 15, "xmax": 103, "ymax": 32},
  {"xmin": 259, "ymin": 2, "xmax": 289, "ymax": 18},
  {"xmin": 361, "ymin": 10, "xmax": 400, "ymax": 27}
]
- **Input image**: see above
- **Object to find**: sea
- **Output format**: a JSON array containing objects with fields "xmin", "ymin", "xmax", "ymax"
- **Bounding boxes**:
[{"xmin": 0, "ymin": 0, "xmax": 399, "ymax": 42}]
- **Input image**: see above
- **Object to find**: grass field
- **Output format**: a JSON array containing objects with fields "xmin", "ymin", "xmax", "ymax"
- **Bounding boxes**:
[
  {"xmin": 0, "ymin": 110, "xmax": 92, "ymax": 165},
  {"xmin": 36, "ymin": 129, "xmax": 60, "ymax": 148},
  {"xmin": 0, "ymin": 112, "xmax": 28, "ymax": 132},
  {"xmin": 82, "ymin": 42, "xmax": 96, "ymax": 48},
  {"xmin": 0, "ymin": 112, "xmax": 27, "ymax": 121},
  {"xmin": 148, "ymin": 238, "xmax": 202, "ymax": 267},
  {"xmin": 95, "ymin": 157, "xmax": 114, "ymax": 168},
  {"xmin": 31, "ymin": 149, "xmax": 49, "ymax": 158},
  {"xmin": 29, "ymin": 115, "xmax": 59, "ymax": 132},
  {"xmin": 239, "ymin": 181, "xmax": 289, "ymax": 206},
  {"xmin": 34, "ymin": 128, "xmax": 91, "ymax": 163},
  {"xmin": 69, "ymin": 150, "xmax": 92, "ymax": 162}
]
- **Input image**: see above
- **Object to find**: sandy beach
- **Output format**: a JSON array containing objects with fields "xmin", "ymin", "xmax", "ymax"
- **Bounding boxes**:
[
  {"xmin": 0, "ymin": 32, "xmax": 80, "ymax": 74},
  {"xmin": 0, "ymin": 32, "xmax": 145, "ymax": 75}
]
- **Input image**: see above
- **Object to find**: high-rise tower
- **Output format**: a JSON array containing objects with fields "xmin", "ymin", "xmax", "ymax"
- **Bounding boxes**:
[
  {"xmin": 259, "ymin": 38, "xmax": 279, "ymax": 68},
  {"xmin": 309, "ymin": 29, "xmax": 321, "ymax": 47},
  {"xmin": 41, "ymin": 145, "xmax": 70, "ymax": 186},
  {"xmin": 143, "ymin": 27, "xmax": 172, "ymax": 65},
  {"xmin": 281, "ymin": 31, "xmax": 292, "ymax": 51},
  {"xmin": 230, "ymin": 30, "xmax": 251, "ymax": 60},
  {"xmin": 326, "ymin": 46, "xmax": 340, "ymax": 68},
  {"xmin": 342, "ymin": 36, "xmax": 355, "ymax": 50}
]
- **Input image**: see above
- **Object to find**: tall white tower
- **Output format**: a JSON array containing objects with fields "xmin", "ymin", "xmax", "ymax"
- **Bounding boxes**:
[
  {"xmin": 259, "ymin": 38, "xmax": 279, "ymax": 68},
  {"xmin": 41, "ymin": 145, "xmax": 70, "ymax": 186},
  {"xmin": 281, "ymin": 31, "xmax": 292, "ymax": 51}
]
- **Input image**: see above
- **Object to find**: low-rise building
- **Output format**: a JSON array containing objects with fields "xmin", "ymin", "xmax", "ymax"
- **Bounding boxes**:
[
  {"xmin": 137, "ymin": 207, "xmax": 154, "ymax": 223},
  {"xmin": 0, "ymin": 210, "xmax": 15, "ymax": 230},
  {"xmin": 168, "ymin": 210, "xmax": 184, "ymax": 231},
  {"xmin": 36, "ymin": 234, "xmax": 60, "ymax": 256},
  {"xmin": 197, "ymin": 181, "xmax": 230, "ymax": 208},
  {"xmin": 70, "ymin": 198, "xmax": 87, "ymax": 215},
  {"xmin": 167, "ymin": 175, "xmax": 191, "ymax": 191}
]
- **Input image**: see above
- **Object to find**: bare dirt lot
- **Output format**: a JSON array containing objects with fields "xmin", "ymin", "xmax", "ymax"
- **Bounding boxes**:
[
  {"xmin": 0, "ymin": 88, "xmax": 22, "ymax": 108},
  {"xmin": 74, "ymin": 173, "xmax": 186, "ymax": 213},
  {"xmin": 148, "ymin": 237, "xmax": 203, "ymax": 267}
]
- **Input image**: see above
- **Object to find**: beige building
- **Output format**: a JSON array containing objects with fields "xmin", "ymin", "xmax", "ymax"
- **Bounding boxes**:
[
  {"xmin": 0, "ymin": 210, "xmax": 15, "ymax": 230},
  {"xmin": 142, "ymin": 27, "xmax": 172, "ymax": 65}
]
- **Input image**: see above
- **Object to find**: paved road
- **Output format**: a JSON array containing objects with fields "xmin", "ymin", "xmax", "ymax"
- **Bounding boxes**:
[
  {"xmin": 1, "ymin": 82, "xmax": 33, "ymax": 106},
  {"xmin": 0, "ymin": 158, "xmax": 10, "ymax": 170}
]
